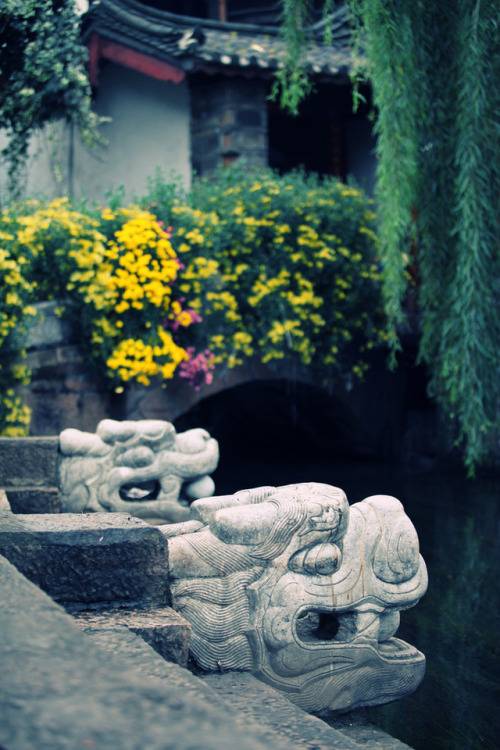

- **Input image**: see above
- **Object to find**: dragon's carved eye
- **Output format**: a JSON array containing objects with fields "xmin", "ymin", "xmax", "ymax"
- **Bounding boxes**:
[{"xmin": 289, "ymin": 542, "xmax": 342, "ymax": 575}]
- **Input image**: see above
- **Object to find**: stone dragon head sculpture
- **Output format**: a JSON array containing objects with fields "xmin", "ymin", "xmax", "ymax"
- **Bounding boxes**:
[
  {"xmin": 162, "ymin": 482, "xmax": 428, "ymax": 714},
  {"xmin": 58, "ymin": 419, "xmax": 219, "ymax": 523}
]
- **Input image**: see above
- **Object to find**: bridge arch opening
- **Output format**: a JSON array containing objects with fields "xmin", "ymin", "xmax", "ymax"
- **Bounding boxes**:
[{"xmin": 173, "ymin": 378, "xmax": 375, "ymax": 494}]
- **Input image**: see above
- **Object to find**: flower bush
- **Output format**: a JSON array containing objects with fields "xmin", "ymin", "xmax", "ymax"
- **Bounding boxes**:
[
  {"xmin": 0, "ymin": 200, "xmax": 207, "ymax": 434},
  {"xmin": 0, "ymin": 166, "xmax": 387, "ymax": 434},
  {"xmin": 165, "ymin": 166, "xmax": 387, "ymax": 385},
  {"xmin": 67, "ymin": 206, "xmax": 202, "ymax": 387},
  {"xmin": 0, "ymin": 212, "xmax": 36, "ymax": 434}
]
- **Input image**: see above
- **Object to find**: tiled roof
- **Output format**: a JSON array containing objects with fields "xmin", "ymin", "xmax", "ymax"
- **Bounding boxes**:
[{"xmin": 83, "ymin": 0, "xmax": 355, "ymax": 79}]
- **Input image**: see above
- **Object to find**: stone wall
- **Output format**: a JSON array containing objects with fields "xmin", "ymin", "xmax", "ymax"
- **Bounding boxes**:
[
  {"xmin": 19, "ymin": 302, "xmax": 115, "ymax": 436},
  {"xmin": 190, "ymin": 76, "xmax": 269, "ymax": 174}
]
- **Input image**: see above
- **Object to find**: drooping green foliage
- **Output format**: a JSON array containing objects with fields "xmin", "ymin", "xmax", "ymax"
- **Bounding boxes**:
[
  {"xmin": 271, "ymin": 0, "xmax": 314, "ymax": 114},
  {"xmin": 271, "ymin": 0, "xmax": 335, "ymax": 114},
  {"xmin": 279, "ymin": 0, "xmax": 500, "ymax": 474},
  {"xmin": 0, "ymin": 0, "xmax": 103, "ymax": 198}
]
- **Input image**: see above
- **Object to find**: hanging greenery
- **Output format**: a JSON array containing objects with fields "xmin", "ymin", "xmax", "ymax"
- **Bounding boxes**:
[
  {"xmin": 278, "ymin": 0, "xmax": 500, "ymax": 475},
  {"xmin": 0, "ymin": 0, "xmax": 104, "ymax": 199},
  {"xmin": 271, "ymin": 0, "xmax": 334, "ymax": 114}
]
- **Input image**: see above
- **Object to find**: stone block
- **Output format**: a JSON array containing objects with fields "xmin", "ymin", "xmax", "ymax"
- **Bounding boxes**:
[
  {"xmin": 0, "ymin": 436, "xmax": 59, "ymax": 487},
  {"xmin": 25, "ymin": 343, "xmax": 82, "ymax": 372},
  {"xmin": 72, "ymin": 606, "xmax": 191, "ymax": 667},
  {"xmin": 0, "ymin": 554, "xmax": 320, "ymax": 750},
  {"xmin": 23, "ymin": 300, "xmax": 77, "ymax": 350},
  {"xmin": 237, "ymin": 109, "xmax": 262, "ymax": 127},
  {"xmin": 6, "ymin": 487, "xmax": 62, "ymax": 514},
  {"xmin": 26, "ymin": 390, "xmax": 111, "ymax": 436},
  {"xmin": 0, "ymin": 510, "xmax": 169, "ymax": 607}
]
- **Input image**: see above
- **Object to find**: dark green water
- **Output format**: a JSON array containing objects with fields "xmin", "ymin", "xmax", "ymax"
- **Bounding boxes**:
[{"xmin": 214, "ymin": 459, "xmax": 500, "ymax": 750}]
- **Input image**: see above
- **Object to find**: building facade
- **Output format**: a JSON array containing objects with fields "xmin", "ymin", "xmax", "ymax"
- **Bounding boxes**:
[{"xmin": 1, "ymin": 0, "xmax": 375, "ymax": 202}]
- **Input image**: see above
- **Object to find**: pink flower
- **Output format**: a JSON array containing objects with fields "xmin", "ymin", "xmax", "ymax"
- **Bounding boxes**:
[{"xmin": 178, "ymin": 349, "xmax": 216, "ymax": 391}]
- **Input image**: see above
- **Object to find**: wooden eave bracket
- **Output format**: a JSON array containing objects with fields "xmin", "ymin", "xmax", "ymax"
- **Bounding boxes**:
[{"xmin": 88, "ymin": 33, "xmax": 186, "ymax": 87}]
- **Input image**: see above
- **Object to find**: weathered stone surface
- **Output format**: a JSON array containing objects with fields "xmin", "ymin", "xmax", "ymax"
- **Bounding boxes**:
[
  {"xmin": 23, "ymin": 300, "xmax": 76, "ymax": 350},
  {"xmin": 0, "ymin": 488, "xmax": 10, "ymax": 509},
  {"xmin": 58, "ymin": 418, "xmax": 219, "ymax": 523},
  {"xmin": 72, "ymin": 605, "xmax": 191, "ymax": 667},
  {"xmin": 6, "ymin": 487, "xmax": 62, "ymax": 514},
  {"xmin": 0, "ymin": 436, "xmax": 59, "ymax": 487},
  {"xmin": 201, "ymin": 673, "xmax": 413, "ymax": 750},
  {"xmin": 164, "ymin": 483, "xmax": 428, "ymax": 714},
  {"xmin": 0, "ymin": 554, "xmax": 367, "ymax": 750},
  {"xmin": 0, "ymin": 510, "xmax": 169, "ymax": 606}
]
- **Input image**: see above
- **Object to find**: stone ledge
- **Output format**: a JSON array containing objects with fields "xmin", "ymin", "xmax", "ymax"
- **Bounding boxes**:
[
  {"xmin": 0, "ymin": 555, "xmax": 277, "ymax": 750},
  {"xmin": 200, "ymin": 673, "xmax": 413, "ymax": 750},
  {"xmin": 0, "ymin": 510, "xmax": 169, "ymax": 607},
  {"xmin": 0, "ymin": 553, "xmax": 366, "ymax": 750},
  {"xmin": 72, "ymin": 605, "xmax": 191, "ymax": 668},
  {"xmin": 5, "ymin": 487, "xmax": 62, "ymax": 514},
  {"xmin": 23, "ymin": 300, "xmax": 76, "ymax": 350},
  {"xmin": 0, "ymin": 436, "xmax": 59, "ymax": 487},
  {"xmin": 0, "ymin": 517, "xmax": 413, "ymax": 749}
]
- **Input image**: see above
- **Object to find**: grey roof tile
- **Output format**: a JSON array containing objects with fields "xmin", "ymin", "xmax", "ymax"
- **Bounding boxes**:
[{"xmin": 84, "ymin": 0, "xmax": 355, "ymax": 78}]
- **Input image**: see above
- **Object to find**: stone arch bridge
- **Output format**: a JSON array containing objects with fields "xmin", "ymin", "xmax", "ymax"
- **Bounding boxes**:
[{"xmin": 20, "ymin": 301, "xmax": 440, "ymax": 474}]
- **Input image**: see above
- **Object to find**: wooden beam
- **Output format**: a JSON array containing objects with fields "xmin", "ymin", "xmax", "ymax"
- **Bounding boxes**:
[{"xmin": 87, "ymin": 34, "xmax": 186, "ymax": 87}]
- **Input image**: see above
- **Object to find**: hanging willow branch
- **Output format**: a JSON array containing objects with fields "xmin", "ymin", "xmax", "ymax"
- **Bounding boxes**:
[
  {"xmin": 271, "ymin": 0, "xmax": 314, "ymax": 114},
  {"xmin": 278, "ymin": 0, "xmax": 500, "ymax": 474}
]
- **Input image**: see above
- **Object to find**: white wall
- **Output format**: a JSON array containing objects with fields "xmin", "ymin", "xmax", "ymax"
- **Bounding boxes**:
[{"xmin": 1, "ymin": 62, "xmax": 191, "ymax": 204}]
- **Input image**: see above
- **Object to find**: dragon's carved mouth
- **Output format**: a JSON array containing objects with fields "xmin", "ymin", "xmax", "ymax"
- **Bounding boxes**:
[
  {"xmin": 119, "ymin": 480, "xmax": 160, "ymax": 502},
  {"xmin": 295, "ymin": 609, "xmax": 420, "ymax": 661},
  {"xmin": 118, "ymin": 479, "xmax": 196, "ymax": 504}
]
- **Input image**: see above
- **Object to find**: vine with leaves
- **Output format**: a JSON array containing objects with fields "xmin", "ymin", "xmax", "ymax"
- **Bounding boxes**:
[
  {"xmin": 277, "ymin": 0, "xmax": 500, "ymax": 475},
  {"xmin": 0, "ymin": 0, "xmax": 104, "ymax": 200}
]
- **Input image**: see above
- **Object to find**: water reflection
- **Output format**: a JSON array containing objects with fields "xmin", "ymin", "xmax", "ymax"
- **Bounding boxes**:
[
  {"xmin": 363, "ymin": 470, "xmax": 500, "ymax": 750},
  {"xmin": 215, "ymin": 460, "xmax": 500, "ymax": 750}
]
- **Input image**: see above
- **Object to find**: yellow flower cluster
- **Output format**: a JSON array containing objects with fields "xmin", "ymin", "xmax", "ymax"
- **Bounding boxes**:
[
  {"xmin": 2, "ymin": 200, "xmax": 202, "ymax": 393},
  {"xmin": 106, "ymin": 326, "xmax": 189, "ymax": 386},
  {"xmin": 107, "ymin": 218, "xmax": 179, "ymax": 314},
  {"xmin": 248, "ymin": 269, "xmax": 290, "ymax": 307},
  {"xmin": 0, "ymin": 240, "xmax": 36, "ymax": 435},
  {"xmin": 168, "ymin": 168, "xmax": 386, "ymax": 383},
  {"xmin": 1, "ymin": 167, "xmax": 386, "ymax": 420},
  {"xmin": 0, "ymin": 390, "xmax": 31, "ymax": 436},
  {"xmin": 69, "ymin": 208, "xmax": 197, "ymax": 385}
]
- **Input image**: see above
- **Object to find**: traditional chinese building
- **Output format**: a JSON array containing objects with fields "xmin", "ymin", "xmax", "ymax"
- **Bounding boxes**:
[{"xmin": 7, "ymin": 0, "xmax": 375, "ymax": 200}]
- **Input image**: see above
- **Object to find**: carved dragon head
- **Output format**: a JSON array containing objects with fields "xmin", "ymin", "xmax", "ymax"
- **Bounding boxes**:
[
  {"xmin": 163, "ymin": 482, "xmax": 428, "ymax": 714},
  {"xmin": 58, "ymin": 419, "xmax": 219, "ymax": 523}
]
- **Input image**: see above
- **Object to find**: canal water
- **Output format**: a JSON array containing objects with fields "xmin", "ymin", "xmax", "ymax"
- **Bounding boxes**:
[{"xmin": 212, "ymin": 457, "xmax": 500, "ymax": 750}]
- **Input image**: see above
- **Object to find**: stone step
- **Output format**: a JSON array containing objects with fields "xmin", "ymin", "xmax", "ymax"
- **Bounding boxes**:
[
  {"xmin": 4, "ymin": 486, "xmax": 61, "ymax": 514},
  {"xmin": 0, "ymin": 509, "xmax": 169, "ymax": 607},
  {"xmin": 72, "ymin": 605, "xmax": 191, "ymax": 668},
  {"xmin": 0, "ymin": 436, "xmax": 59, "ymax": 488},
  {"xmin": 0, "ymin": 553, "xmax": 367, "ymax": 750}
]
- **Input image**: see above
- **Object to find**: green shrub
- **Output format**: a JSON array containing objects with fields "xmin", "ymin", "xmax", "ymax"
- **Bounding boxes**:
[
  {"xmin": 0, "ymin": 166, "xmax": 387, "ymax": 434},
  {"xmin": 168, "ymin": 165, "xmax": 387, "ymax": 384},
  {"xmin": 0, "ymin": 211, "xmax": 36, "ymax": 435}
]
